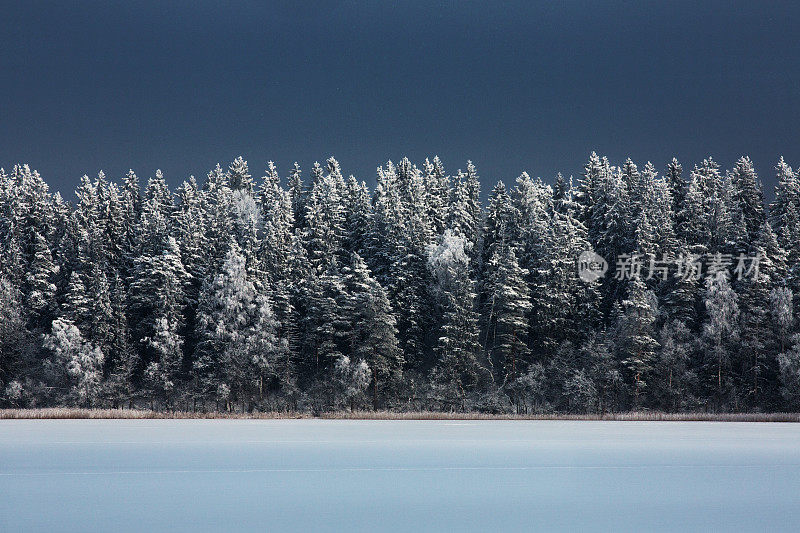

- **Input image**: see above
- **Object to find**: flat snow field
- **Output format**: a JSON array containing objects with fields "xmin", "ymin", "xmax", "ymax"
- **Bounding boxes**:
[{"xmin": 2, "ymin": 420, "xmax": 800, "ymax": 532}]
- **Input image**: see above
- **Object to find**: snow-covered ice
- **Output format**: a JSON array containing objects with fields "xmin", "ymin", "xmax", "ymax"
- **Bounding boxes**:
[{"xmin": 1, "ymin": 420, "xmax": 799, "ymax": 532}]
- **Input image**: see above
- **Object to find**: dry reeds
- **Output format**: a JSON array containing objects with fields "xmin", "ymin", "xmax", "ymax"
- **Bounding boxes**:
[{"xmin": 2, "ymin": 408, "xmax": 799, "ymax": 422}]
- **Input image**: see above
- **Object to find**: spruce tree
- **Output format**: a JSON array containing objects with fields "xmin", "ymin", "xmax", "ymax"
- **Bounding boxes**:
[
  {"xmin": 613, "ymin": 278, "xmax": 660, "ymax": 408},
  {"xmin": 43, "ymin": 318, "xmax": 104, "ymax": 407},
  {"xmin": 428, "ymin": 230, "xmax": 486, "ymax": 408},
  {"xmin": 195, "ymin": 241, "xmax": 282, "ymax": 410},
  {"xmin": 227, "ymin": 156, "xmax": 253, "ymax": 193},
  {"xmin": 482, "ymin": 246, "xmax": 532, "ymax": 390},
  {"xmin": 654, "ymin": 320, "xmax": 696, "ymax": 411},
  {"xmin": 0, "ymin": 278, "xmax": 30, "ymax": 405},
  {"xmin": 667, "ymin": 158, "xmax": 688, "ymax": 243},
  {"xmin": 729, "ymin": 156, "xmax": 765, "ymax": 254},
  {"xmin": 23, "ymin": 229, "xmax": 58, "ymax": 327},
  {"xmin": 129, "ymin": 236, "xmax": 190, "ymax": 406},
  {"xmin": 703, "ymin": 273, "xmax": 740, "ymax": 408},
  {"xmin": 341, "ymin": 253, "xmax": 403, "ymax": 407},
  {"xmin": 778, "ymin": 334, "xmax": 800, "ymax": 410},
  {"xmin": 423, "ymin": 156, "xmax": 450, "ymax": 236}
]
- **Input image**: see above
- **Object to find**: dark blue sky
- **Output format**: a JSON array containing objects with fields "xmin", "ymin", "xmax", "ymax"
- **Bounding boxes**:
[{"xmin": 2, "ymin": 1, "xmax": 799, "ymax": 194}]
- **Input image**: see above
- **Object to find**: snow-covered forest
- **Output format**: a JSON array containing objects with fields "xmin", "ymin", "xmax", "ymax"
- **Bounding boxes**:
[{"xmin": 2, "ymin": 153, "xmax": 800, "ymax": 414}]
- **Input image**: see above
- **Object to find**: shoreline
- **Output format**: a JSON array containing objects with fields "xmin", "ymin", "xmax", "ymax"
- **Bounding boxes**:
[{"xmin": 2, "ymin": 408, "xmax": 799, "ymax": 422}]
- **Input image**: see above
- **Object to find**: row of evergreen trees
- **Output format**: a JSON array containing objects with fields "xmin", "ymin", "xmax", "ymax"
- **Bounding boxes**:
[{"xmin": 2, "ymin": 153, "xmax": 800, "ymax": 413}]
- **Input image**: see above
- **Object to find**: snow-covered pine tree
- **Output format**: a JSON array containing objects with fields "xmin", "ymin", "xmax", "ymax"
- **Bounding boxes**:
[
  {"xmin": 121, "ymin": 169, "xmax": 142, "ymax": 227},
  {"xmin": 481, "ymin": 182, "xmax": 518, "ymax": 269},
  {"xmin": 194, "ymin": 241, "xmax": 282, "ymax": 411},
  {"xmin": 134, "ymin": 171, "xmax": 174, "ymax": 258},
  {"xmin": 43, "ymin": 318, "xmax": 104, "ymax": 407},
  {"xmin": 666, "ymin": 158, "xmax": 689, "ymax": 243},
  {"xmin": 769, "ymin": 157, "xmax": 799, "ymax": 235},
  {"xmin": 479, "ymin": 182, "xmax": 519, "ymax": 360},
  {"xmin": 229, "ymin": 188, "xmax": 264, "ymax": 284},
  {"xmin": 102, "ymin": 181, "xmax": 129, "ymax": 275},
  {"xmin": 295, "ymin": 257, "xmax": 352, "ymax": 407},
  {"xmin": 341, "ymin": 176, "xmax": 372, "ymax": 257},
  {"xmin": 86, "ymin": 262, "xmax": 113, "ymax": 354},
  {"xmin": 128, "ymin": 236, "xmax": 190, "ymax": 407},
  {"xmin": 482, "ymin": 246, "xmax": 532, "ymax": 391},
  {"xmin": 63, "ymin": 270, "xmax": 91, "ymax": 333},
  {"xmin": 283, "ymin": 232, "xmax": 313, "ymax": 386},
  {"xmin": 104, "ymin": 273, "xmax": 137, "ymax": 408},
  {"xmin": 613, "ymin": 278, "xmax": 660, "ymax": 408},
  {"xmin": 515, "ymin": 173, "xmax": 599, "ymax": 355},
  {"xmin": 769, "ymin": 158, "xmax": 800, "ymax": 300},
  {"xmin": 653, "ymin": 320, "xmax": 696, "ymax": 411},
  {"xmin": 446, "ymin": 165, "xmax": 481, "ymax": 255},
  {"xmin": 658, "ymin": 242, "xmax": 701, "ymax": 326},
  {"xmin": 423, "ymin": 156, "xmax": 450, "ymax": 236},
  {"xmin": 510, "ymin": 172, "xmax": 551, "ymax": 268},
  {"xmin": 341, "ymin": 253, "xmax": 403, "ymax": 407},
  {"xmin": 395, "ymin": 158, "xmax": 435, "ymax": 251},
  {"xmin": 302, "ymin": 159, "xmax": 345, "ymax": 272},
  {"xmin": 735, "ymin": 223, "xmax": 782, "ymax": 409},
  {"xmin": 364, "ymin": 165, "xmax": 399, "ymax": 282},
  {"xmin": 258, "ymin": 167, "xmax": 295, "ymax": 276},
  {"xmin": 10, "ymin": 164, "xmax": 54, "ymax": 256},
  {"xmin": 621, "ymin": 158, "xmax": 642, "ymax": 209},
  {"xmin": 770, "ymin": 286, "xmax": 794, "ymax": 355},
  {"xmin": 116, "ymin": 170, "xmax": 142, "ymax": 282},
  {"xmin": 593, "ymin": 163, "xmax": 632, "ymax": 308},
  {"xmin": 0, "ymin": 168, "xmax": 24, "ymax": 286},
  {"xmin": 684, "ymin": 158, "xmax": 733, "ymax": 254},
  {"xmin": 172, "ymin": 177, "xmax": 209, "ymax": 367},
  {"xmin": 0, "ymin": 278, "xmax": 31, "ymax": 406},
  {"xmin": 464, "ymin": 161, "xmax": 482, "ymax": 252},
  {"xmin": 367, "ymin": 161, "xmax": 436, "ymax": 371},
  {"xmin": 22, "ymin": 229, "xmax": 58, "ymax": 328},
  {"xmin": 552, "ymin": 173, "xmax": 568, "ymax": 214},
  {"xmin": 257, "ymin": 161, "xmax": 280, "ymax": 208},
  {"xmin": 174, "ymin": 177, "xmax": 209, "ymax": 284},
  {"xmin": 395, "ymin": 158, "xmax": 429, "ymax": 229},
  {"xmin": 634, "ymin": 162, "xmax": 676, "ymax": 260},
  {"xmin": 202, "ymin": 164, "xmax": 234, "ymax": 273},
  {"xmin": 575, "ymin": 152, "xmax": 605, "ymax": 237},
  {"xmin": 729, "ymin": 157, "xmax": 765, "ymax": 255},
  {"xmin": 702, "ymin": 273, "xmax": 740, "ymax": 408},
  {"xmin": 778, "ymin": 333, "xmax": 800, "ymax": 410},
  {"xmin": 227, "ymin": 156, "xmax": 253, "ymax": 193},
  {"xmin": 286, "ymin": 162, "xmax": 306, "ymax": 229},
  {"xmin": 428, "ymin": 230, "xmax": 487, "ymax": 408},
  {"xmin": 257, "ymin": 165, "xmax": 296, "ymax": 366}
]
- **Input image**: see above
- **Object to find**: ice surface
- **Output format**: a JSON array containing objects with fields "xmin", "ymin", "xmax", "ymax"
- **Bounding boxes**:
[{"xmin": 1, "ymin": 420, "xmax": 799, "ymax": 532}]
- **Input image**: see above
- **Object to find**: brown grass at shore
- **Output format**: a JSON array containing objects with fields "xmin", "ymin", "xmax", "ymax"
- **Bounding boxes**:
[
  {"xmin": 0, "ymin": 408, "xmax": 310, "ymax": 420},
  {"xmin": 324, "ymin": 411, "xmax": 800, "ymax": 422},
  {"xmin": 1, "ymin": 408, "xmax": 799, "ymax": 422}
]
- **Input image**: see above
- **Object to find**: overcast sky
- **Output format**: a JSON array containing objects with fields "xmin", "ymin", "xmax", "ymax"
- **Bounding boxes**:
[{"xmin": 2, "ymin": 0, "xmax": 799, "ymax": 193}]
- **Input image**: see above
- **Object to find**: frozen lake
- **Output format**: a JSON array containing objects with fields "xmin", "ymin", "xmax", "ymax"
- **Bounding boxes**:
[{"xmin": 1, "ymin": 420, "xmax": 799, "ymax": 532}]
